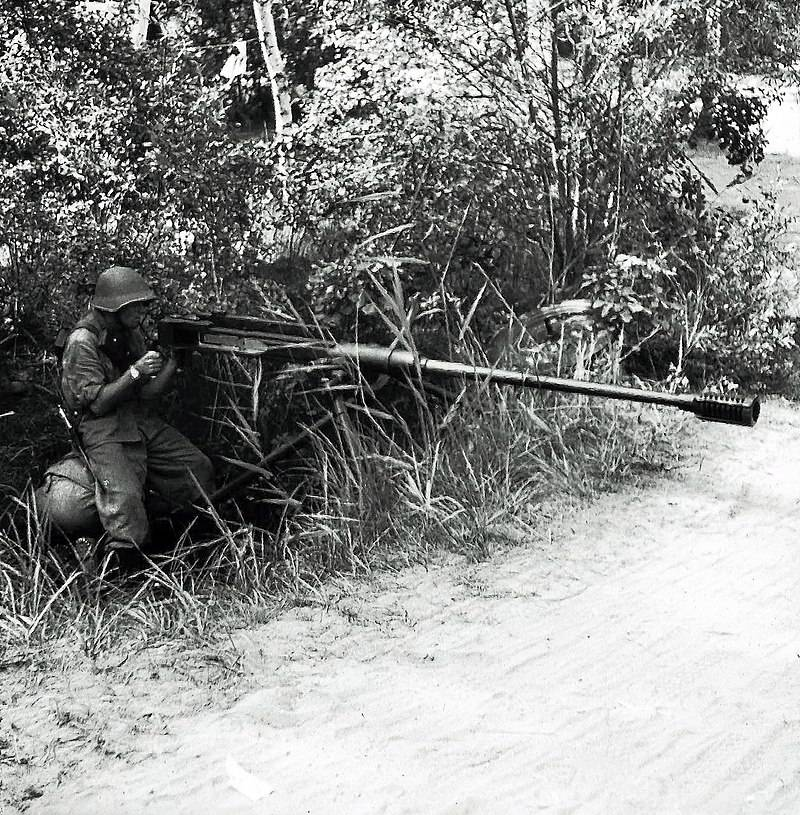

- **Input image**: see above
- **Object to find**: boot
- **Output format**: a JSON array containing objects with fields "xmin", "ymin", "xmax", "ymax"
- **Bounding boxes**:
[{"xmin": 106, "ymin": 541, "xmax": 146, "ymax": 577}]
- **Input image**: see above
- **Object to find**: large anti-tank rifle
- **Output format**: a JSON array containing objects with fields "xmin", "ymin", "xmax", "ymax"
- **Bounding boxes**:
[{"xmin": 157, "ymin": 312, "xmax": 761, "ymax": 428}]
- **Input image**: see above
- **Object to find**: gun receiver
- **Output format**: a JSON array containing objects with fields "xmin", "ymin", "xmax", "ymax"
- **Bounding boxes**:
[{"xmin": 158, "ymin": 313, "xmax": 760, "ymax": 428}]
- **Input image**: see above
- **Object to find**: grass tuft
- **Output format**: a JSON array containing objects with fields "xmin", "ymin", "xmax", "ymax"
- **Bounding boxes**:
[{"xmin": 0, "ymin": 287, "xmax": 684, "ymax": 660}]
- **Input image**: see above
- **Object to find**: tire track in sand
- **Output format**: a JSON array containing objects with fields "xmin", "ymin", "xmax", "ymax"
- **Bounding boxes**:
[{"xmin": 27, "ymin": 399, "xmax": 800, "ymax": 815}]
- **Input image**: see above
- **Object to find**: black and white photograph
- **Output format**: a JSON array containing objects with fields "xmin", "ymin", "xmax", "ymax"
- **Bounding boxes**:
[{"xmin": 1, "ymin": 1, "xmax": 798, "ymax": 812}]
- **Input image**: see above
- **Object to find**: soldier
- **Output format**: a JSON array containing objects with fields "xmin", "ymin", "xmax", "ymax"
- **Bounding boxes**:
[{"xmin": 60, "ymin": 265, "xmax": 214, "ymax": 562}]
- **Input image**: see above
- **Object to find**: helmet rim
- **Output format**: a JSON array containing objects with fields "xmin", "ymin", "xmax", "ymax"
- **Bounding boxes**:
[
  {"xmin": 93, "ymin": 294, "xmax": 155, "ymax": 312},
  {"xmin": 91, "ymin": 266, "xmax": 155, "ymax": 312}
]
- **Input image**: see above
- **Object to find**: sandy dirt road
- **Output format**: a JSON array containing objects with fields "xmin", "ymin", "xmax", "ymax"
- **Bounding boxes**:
[{"xmin": 6, "ymin": 399, "xmax": 800, "ymax": 814}]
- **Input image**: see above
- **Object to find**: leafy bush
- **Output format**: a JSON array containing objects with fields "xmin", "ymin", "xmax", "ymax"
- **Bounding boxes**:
[
  {"xmin": 0, "ymin": 2, "xmax": 286, "ymax": 340},
  {"xmin": 678, "ymin": 76, "xmax": 771, "ymax": 175},
  {"xmin": 2, "ymin": 1, "xmax": 797, "ymax": 364},
  {"xmin": 582, "ymin": 194, "xmax": 797, "ymax": 391}
]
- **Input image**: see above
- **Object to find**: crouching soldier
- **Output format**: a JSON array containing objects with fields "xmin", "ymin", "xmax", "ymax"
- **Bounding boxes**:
[{"xmin": 59, "ymin": 265, "xmax": 214, "ymax": 564}]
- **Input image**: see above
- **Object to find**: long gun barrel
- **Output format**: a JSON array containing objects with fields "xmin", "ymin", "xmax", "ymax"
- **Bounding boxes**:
[{"xmin": 158, "ymin": 314, "xmax": 760, "ymax": 428}]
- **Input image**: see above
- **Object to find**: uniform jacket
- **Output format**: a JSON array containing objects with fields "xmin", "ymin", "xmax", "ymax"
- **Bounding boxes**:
[{"xmin": 61, "ymin": 309, "xmax": 149, "ymax": 448}]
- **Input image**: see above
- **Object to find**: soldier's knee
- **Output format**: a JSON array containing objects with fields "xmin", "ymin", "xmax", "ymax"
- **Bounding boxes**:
[{"xmin": 95, "ymin": 485, "xmax": 149, "ymax": 548}]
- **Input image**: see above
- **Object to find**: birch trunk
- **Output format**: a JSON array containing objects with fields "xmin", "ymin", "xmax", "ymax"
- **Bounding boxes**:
[
  {"xmin": 252, "ymin": 0, "xmax": 293, "ymax": 139},
  {"xmin": 130, "ymin": 0, "xmax": 151, "ymax": 48}
]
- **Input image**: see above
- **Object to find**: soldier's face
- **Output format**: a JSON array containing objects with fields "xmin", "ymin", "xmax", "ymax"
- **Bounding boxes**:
[{"xmin": 117, "ymin": 302, "xmax": 148, "ymax": 329}]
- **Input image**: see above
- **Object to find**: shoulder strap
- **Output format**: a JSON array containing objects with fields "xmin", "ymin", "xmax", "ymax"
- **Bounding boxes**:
[
  {"xmin": 74, "ymin": 317, "xmax": 101, "ymax": 338},
  {"xmin": 54, "ymin": 318, "xmax": 101, "ymax": 362}
]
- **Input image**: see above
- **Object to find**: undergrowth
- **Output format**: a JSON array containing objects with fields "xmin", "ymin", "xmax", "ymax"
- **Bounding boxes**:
[{"xmin": 0, "ymin": 294, "xmax": 685, "ymax": 664}]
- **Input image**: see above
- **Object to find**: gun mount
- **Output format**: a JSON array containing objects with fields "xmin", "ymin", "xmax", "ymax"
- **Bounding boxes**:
[{"xmin": 158, "ymin": 313, "xmax": 760, "ymax": 428}]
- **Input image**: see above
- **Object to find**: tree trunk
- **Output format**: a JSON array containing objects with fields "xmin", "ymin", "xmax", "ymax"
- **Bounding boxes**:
[
  {"xmin": 252, "ymin": 0, "xmax": 293, "ymax": 139},
  {"xmin": 547, "ymin": 0, "xmax": 573, "ymax": 287},
  {"xmin": 130, "ymin": 0, "xmax": 151, "ymax": 48}
]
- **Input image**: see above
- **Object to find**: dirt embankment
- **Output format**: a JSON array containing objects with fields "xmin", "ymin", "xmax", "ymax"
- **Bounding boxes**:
[{"xmin": 3, "ymin": 399, "xmax": 800, "ymax": 814}]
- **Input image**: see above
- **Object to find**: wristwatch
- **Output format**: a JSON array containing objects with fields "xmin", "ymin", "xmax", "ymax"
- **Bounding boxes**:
[{"xmin": 129, "ymin": 366, "xmax": 142, "ymax": 381}]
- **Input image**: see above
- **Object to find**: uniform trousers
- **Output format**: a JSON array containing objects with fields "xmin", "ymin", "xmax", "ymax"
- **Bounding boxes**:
[{"xmin": 87, "ymin": 415, "xmax": 214, "ymax": 549}]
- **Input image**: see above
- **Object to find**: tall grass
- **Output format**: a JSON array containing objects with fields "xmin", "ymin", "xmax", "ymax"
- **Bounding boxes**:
[{"xmin": 0, "ymin": 279, "xmax": 683, "ymax": 660}]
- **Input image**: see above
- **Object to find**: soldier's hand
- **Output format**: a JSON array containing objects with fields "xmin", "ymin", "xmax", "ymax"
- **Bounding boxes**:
[{"xmin": 133, "ymin": 351, "xmax": 164, "ymax": 377}]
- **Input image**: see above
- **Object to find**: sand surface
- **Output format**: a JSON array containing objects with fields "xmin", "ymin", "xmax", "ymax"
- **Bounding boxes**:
[{"xmin": 2, "ymin": 398, "xmax": 799, "ymax": 814}]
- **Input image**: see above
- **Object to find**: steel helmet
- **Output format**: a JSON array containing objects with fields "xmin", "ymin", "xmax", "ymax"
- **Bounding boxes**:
[{"xmin": 92, "ymin": 266, "xmax": 155, "ymax": 312}]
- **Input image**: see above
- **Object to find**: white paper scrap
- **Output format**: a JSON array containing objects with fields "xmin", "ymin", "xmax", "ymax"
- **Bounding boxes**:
[{"xmin": 226, "ymin": 756, "xmax": 273, "ymax": 802}]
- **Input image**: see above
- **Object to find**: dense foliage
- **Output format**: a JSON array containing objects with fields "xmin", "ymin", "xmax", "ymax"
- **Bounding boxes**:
[{"xmin": 1, "ymin": 0, "xmax": 799, "ymax": 382}]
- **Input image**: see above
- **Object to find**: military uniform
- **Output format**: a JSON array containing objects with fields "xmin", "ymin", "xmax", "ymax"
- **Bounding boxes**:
[{"xmin": 60, "ymin": 268, "xmax": 213, "ymax": 550}]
